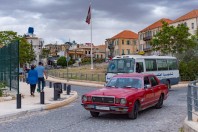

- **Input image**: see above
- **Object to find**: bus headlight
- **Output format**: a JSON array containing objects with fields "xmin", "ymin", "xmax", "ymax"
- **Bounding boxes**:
[{"xmin": 120, "ymin": 98, "xmax": 127, "ymax": 105}]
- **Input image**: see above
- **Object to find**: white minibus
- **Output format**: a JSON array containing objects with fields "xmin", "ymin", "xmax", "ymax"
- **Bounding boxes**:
[{"xmin": 106, "ymin": 55, "xmax": 179, "ymax": 89}]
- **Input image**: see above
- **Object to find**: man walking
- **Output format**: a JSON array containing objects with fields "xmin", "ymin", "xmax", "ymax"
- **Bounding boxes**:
[{"xmin": 35, "ymin": 62, "xmax": 47, "ymax": 92}]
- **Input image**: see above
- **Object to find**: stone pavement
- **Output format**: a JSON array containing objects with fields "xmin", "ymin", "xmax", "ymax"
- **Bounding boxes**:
[{"xmin": 0, "ymin": 77, "xmax": 197, "ymax": 132}]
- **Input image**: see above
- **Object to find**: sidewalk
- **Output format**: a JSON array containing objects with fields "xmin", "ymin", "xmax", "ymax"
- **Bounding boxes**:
[{"xmin": 0, "ymin": 81, "xmax": 78, "ymax": 120}]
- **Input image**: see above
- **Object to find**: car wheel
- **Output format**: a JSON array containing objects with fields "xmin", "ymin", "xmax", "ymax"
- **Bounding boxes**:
[
  {"xmin": 128, "ymin": 101, "xmax": 139, "ymax": 119},
  {"xmin": 166, "ymin": 80, "xmax": 171, "ymax": 90},
  {"xmin": 155, "ymin": 94, "xmax": 164, "ymax": 109},
  {"xmin": 90, "ymin": 111, "xmax": 100, "ymax": 117}
]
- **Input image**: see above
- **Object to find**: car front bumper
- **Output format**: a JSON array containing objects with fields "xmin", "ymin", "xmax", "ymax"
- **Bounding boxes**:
[{"xmin": 81, "ymin": 104, "xmax": 129, "ymax": 114}]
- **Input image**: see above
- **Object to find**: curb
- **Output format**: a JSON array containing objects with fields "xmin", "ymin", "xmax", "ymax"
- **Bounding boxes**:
[
  {"xmin": 0, "ymin": 107, "xmax": 42, "ymax": 120},
  {"xmin": 47, "ymin": 77, "xmax": 104, "ymax": 88},
  {"xmin": 0, "ymin": 91, "xmax": 78, "ymax": 120},
  {"xmin": 43, "ymin": 91, "xmax": 78, "ymax": 110},
  {"xmin": 183, "ymin": 117, "xmax": 198, "ymax": 132}
]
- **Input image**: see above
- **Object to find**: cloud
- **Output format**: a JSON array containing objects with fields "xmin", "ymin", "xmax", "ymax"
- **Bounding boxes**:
[{"xmin": 0, "ymin": 0, "xmax": 196, "ymax": 45}]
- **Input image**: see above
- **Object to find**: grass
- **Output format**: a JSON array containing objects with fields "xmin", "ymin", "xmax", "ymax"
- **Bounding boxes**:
[
  {"xmin": 48, "ymin": 63, "xmax": 108, "ymax": 82},
  {"xmin": 52, "ymin": 63, "xmax": 108, "ymax": 74},
  {"xmin": 178, "ymin": 127, "xmax": 184, "ymax": 132}
]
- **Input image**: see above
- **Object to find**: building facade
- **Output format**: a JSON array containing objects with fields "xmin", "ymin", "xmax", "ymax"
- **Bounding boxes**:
[
  {"xmin": 25, "ymin": 36, "xmax": 44, "ymax": 65},
  {"xmin": 105, "ymin": 30, "xmax": 138, "ymax": 58},
  {"xmin": 94, "ymin": 45, "xmax": 106, "ymax": 59},
  {"xmin": 170, "ymin": 9, "xmax": 198, "ymax": 35},
  {"xmin": 138, "ymin": 18, "xmax": 173, "ymax": 55}
]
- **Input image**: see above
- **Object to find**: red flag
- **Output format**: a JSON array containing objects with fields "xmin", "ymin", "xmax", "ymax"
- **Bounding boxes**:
[{"xmin": 86, "ymin": 5, "xmax": 91, "ymax": 24}]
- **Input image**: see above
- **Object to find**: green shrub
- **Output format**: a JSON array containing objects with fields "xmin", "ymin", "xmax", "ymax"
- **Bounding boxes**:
[
  {"xmin": 82, "ymin": 57, "xmax": 91, "ymax": 64},
  {"xmin": 94, "ymin": 58, "xmax": 105, "ymax": 63},
  {"xmin": 179, "ymin": 59, "xmax": 198, "ymax": 81},
  {"xmin": 68, "ymin": 59, "xmax": 75, "ymax": 66}
]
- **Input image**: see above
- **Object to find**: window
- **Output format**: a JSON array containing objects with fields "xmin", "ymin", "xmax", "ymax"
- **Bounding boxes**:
[
  {"xmin": 144, "ymin": 77, "xmax": 150, "ymax": 86},
  {"xmin": 184, "ymin": 22, "xmax": 187, "ymax": 27},
  {"xmin": 168, "ymin": 59, "xmax": 178, "ymax": 70},
  {"xmin": 127, "ymin": 49, "xmax": 130, "ymax": 55},
  {"xmin": 157, "ymin": 59, "xmax": 168, "ymax": 70},
  {"xmin": 145, "ymin": 59, "xmax": 157, "ymax": 71},
  {"xmin": 89, "ymin": 51, "xmax": 90, "ymax": 54},
  {"xmin": 122, "ymin": 40, "xmax": 124, "ymax": 45},
  {"xmin": 192, "ymin": 23, "xmax": 194, "ymax": 29},
  {"xmin": 101, "ymin": 55, "xmax": 103, "ymax": 58},
  {"xmin": 127, "ymin": 40, "xmax": 130, "ymax": 45},
  {"xmin": 97, "ymin": 54, "xmax": 99, "ymax": 58},
  {"xmin": 136, "ymin": 62, "xmax": 144, "ymax": 72},
  {"xmin": 122, "ymin": 49, "xmax": 125, "ymax": 55},
  {"xmin": 133, "ymin": 40, "xmax": 136, "ymax": 45},
  {"xmin": 149, "ymin": 76, "xmax": 158, "ymax": 86},
  {"xmin": 118, "ymin": 60, "xmax": 125, "ymax": 70},
  {"xmin": 85, "ymin": 51, "xmax": 87, "ymax": 54}
]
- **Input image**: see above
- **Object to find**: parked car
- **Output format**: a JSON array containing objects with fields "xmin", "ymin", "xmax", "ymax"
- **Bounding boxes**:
[{"xmin": 81, "ymin": 73, "xmax": 168, "ymax": 119}]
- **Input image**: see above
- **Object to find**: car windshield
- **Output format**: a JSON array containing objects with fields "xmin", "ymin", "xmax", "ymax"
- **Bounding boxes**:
[
  {"xmin": 106, "ymin": 77, "xmax": 142, "ymax": 89},
  {"xmin": 107, "ymin": 58, "xmax": 135, "ymax": 73}
]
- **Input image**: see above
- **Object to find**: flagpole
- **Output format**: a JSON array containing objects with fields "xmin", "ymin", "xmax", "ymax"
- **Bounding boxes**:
[{"xmin": 90, "ymin": 1, "xmax": 93, "ymax": 70}]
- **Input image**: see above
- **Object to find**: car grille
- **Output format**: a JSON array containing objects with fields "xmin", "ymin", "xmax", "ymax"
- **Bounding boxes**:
[{"xmin": 92, "ymin": 96, "xmax": 115, "ymax": 104}]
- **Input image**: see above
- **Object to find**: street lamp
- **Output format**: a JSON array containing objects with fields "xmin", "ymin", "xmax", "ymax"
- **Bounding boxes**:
[{"xmin": 39, "ymin": 40, "xmax": 44, "ymax": 62}]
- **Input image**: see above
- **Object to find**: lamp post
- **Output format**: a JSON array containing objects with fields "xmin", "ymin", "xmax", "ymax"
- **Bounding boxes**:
[{"xmin": 39, "ymin": 40, "xmax": 44, "ymax": 62}]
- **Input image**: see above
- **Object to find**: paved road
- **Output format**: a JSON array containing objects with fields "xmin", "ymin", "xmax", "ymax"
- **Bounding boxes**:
[{"xmin": 0, "ymin": 86, "xmax": 187, "ymax": 132}]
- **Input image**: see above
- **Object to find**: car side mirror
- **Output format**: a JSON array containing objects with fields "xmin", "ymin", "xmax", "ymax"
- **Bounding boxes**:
[{"xmin": 144, "ymin": 84, "xmax": 151, "ymax": 89}]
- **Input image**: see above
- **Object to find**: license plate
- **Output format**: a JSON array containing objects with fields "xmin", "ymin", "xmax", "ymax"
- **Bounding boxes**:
[{"xmin": 95, "ymin": 106, "xmax": 110, "ymax": 110}]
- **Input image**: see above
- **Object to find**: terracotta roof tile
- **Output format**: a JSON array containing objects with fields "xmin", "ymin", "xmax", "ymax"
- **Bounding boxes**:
[
  {"xmin": 95, "ymin": 45, "xmax": 106, "ymax": 49},
  {"xmin": 139, "ymin": 18, "xmax": 173, "ymax": 33},
  {"xmin": 172, "ymin": 9, "xmax": 198, "ymax": 23},
  {"xmin": 111, "ymin": 30, "xmax": 138, "ymax": 39}
]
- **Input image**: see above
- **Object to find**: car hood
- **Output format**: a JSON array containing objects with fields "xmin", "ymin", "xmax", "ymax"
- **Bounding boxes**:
[{"xmin": 86, "ymin": 87, "xmax": 138, "ymax": 97}]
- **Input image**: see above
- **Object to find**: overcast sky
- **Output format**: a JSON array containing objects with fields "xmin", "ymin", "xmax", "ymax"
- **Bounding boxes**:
[{"xmin": 0, "ymin": 0, "xmax": 197, "ymax": 45}]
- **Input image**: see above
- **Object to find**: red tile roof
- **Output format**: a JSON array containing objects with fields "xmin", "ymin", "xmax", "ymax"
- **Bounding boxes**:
[
  {"xmin": 172, "ymin": 9, "xmax": 198, "ymax": 23},
  {"xmin": 95, "ymin": 45, "xmax": 106, "ymax": 49},
  {"xmin": 111, "ymin": 30, "xmax": 138, "ymax": 39},
  {"xmin": 139, "ymin": 18, "xmax": 173, "ymax": 33}
]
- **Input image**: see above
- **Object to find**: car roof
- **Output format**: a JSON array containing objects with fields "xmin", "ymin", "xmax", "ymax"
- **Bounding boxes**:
[{"xmin": 113, "ymin": 73, "xmax": 154, "ymax": 78}]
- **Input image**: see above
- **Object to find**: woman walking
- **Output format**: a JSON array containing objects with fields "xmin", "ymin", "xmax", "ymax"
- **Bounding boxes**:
[{"xmin": 28, "ymin": 65, "xmax": 38, "ymax": 96}]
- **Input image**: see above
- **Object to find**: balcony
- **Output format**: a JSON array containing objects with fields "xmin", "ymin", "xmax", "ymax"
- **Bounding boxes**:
[
  {"xmin": 143, "ymin": 36, "xmax": 152, "ymax": 41},
  {"xmin": 143, "ymin": 46, "xmax": 152, "ymax": 51},
  {"xmin": 108, "ymin": 44, "xmax": 114, "ymax": 49}
]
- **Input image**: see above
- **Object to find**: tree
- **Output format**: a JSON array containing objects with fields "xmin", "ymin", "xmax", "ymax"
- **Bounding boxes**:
[
  {"xmin": 57, "ymin": 56, "xmax": 67, "ymax": 67},
  {"xmin": 151, "ymin": 21, "xmax": 197, "ymax": 55},
  {"xmin": 175, "ymin": 28, "xmax": 198, "ymax": 61},
  {"xmin": 19, "ymin": 37, "xmax": 35, "ymax": 66},
  {"xmin": 0, "ymin": 31, "xmax": 35, "ymax": 66}
]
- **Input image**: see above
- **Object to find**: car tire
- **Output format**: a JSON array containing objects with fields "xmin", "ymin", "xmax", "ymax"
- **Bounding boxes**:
[
  {"xmin": 155, "ymin": 94, "xmax": 164, "ymax": 109},
  {"xmin": 128, "ymin": 101, "xmax": 139, "ymax": 119},
  {"xmin": 90, "ymin": 111, "xmax": 99, "ymax": 117}
]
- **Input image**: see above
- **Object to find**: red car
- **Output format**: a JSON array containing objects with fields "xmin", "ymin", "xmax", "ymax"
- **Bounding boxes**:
[{"xmin": 81, "ymin": 73, "xmax": 168, "ymax": 119}]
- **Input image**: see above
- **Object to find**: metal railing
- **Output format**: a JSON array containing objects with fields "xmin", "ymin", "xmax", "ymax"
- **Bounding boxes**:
[
  {"xmin": 48, "ymin": 70, "xmax": 106, "ymax": 82},
  {"xmin": 187, "ymin": 80, "xmax": 198, "ymax": 121}
]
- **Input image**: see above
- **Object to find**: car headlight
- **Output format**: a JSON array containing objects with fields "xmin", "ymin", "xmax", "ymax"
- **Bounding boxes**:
[
  {"xmin": 82, "ymin": 95, "xmax": 87, "ymax": 102},
  {"xmin": 120, "ymin": 98, "xmax": 127, "ymax": 105}
]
